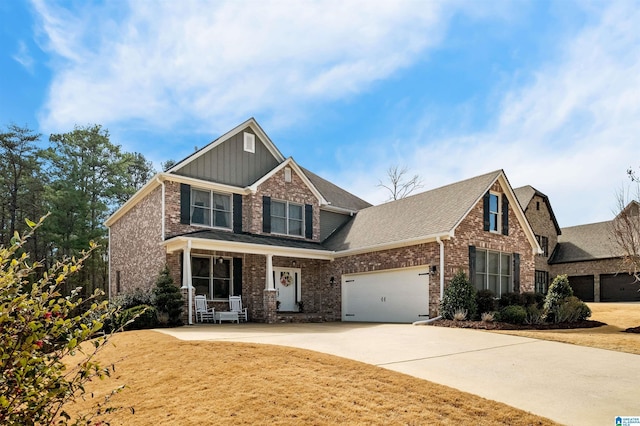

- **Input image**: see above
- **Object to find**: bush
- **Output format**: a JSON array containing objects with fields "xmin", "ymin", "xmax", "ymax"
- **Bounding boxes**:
[
  {"xmin": 524, "ymin": 305, "xmax": 545, "ymax": 325},
  {"xmin": 521, "ymin": 292, "xmax": 545, "ymax": 309},
  {"xmin": 0, "ymin": 218, "xmax": 125, "ymax": 424},
  {"xmin": 555, "ymin": 296, "xmax": 592, "ymax": 323},
  {"xmin": 481, "ymin": 312, "xmax": 495, "ymax": 323},
  {"xmin": 117, "ymin": 305, "xmax": 158, "ymax": 330},
  {"xmin": 440, "ymin": 271, "xmax": 477, "ymax": 320},
  {"xmin": 111, "ymin": 288, "xmax": 153, "ymax": 310},
  {"xmin": 153, "ymin": 265, "xmax": 183, "ymax": 326},
  {"xmin": 544, "ymin": 275, "xmax": 575, "ymax": 323},
  {"xmin": 453, "ymin": 309, "xmax": 468, "ymax": 321},
  {"xmin": 475, "ymin": 289, "xmax": 497, "ymax": 319},
  {"xmin": 498, "ymin": 305, "xmax": 527, "ymax": 325},
  {"xmin": 498, "ymin": 292, "xmax": 522, "ymax": 308}
]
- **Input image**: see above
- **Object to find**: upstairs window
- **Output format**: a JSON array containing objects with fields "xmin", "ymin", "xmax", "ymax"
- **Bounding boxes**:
[
  {"xmin": 191, "ymin": 188, "xmax": 231, "ymax": 229},
  {"xmin": 489, "ymin": 193, "xmax": 500, "ymax": 232},
  {"xmin": 483, "ymin": 191, "xmax": 508, "ymax": 235},
  {"xmin": 271, "ymin": 200, "xmax": 303, "ymax": 237},
  {"xmin": 536, "ymin": 235, "xmax": 549, "ymax": 257}
]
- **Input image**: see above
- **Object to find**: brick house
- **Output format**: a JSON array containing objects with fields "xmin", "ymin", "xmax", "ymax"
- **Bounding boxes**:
[
  {"xmin": 515, "ymin": 187, "xmax": 640, "ymax": 302},
  {"xmin": 106, "ymin": 118, "xmax": 541, "ymax": 323}
]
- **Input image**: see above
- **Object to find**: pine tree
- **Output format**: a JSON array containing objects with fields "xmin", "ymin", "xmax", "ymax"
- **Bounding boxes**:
[{"xmin": 153, "ymin": 265, "xmax": 183, "ymax": 326}]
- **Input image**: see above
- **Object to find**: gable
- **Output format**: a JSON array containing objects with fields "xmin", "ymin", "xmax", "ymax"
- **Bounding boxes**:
[{"xmin": 173, "ymin": 127, "xmax": 280, "ymax": 186}]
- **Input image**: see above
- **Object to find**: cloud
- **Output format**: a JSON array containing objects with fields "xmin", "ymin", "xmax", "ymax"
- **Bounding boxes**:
[
  {"xmin": 33, "ymin": 0, "xmax": 461, "ymax": 134},
  {"xmin": 335, "ymin": 1, "xmax": 640, "ymax": 227},
  {"xmin": 12, "ymin": 40, "xmax": 34, "ymax": 72}
]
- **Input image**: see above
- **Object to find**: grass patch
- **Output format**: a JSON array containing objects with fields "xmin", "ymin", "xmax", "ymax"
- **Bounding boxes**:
[
  {"xmin": 492, "ymin": 303, "xmax": 640, "ymax": 355},
  {"xmin": 63, "ymin": 330, "xmax": 555, "ymax": 425}
]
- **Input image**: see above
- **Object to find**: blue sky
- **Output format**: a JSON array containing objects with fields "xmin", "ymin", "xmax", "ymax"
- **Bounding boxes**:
[{"xmin": 2, "ymin": 0, "xmax": 639, "ymax": 227}]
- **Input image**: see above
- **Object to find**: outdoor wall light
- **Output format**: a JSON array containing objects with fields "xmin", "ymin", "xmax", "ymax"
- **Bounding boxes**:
[
  {"xmin": 218, "ymin": 257, "xmax": 224, "ymax": 264},
  {"xmin": 292, "ymin": 260, "xmax": 297, "ymax": 267},
  {"xmin": 329, "ymin": 277, "xmax": 336, "ymax": 286},
  {"xmin": 430, "ymin": 265, "xmax": 437, "ymax": 275}
]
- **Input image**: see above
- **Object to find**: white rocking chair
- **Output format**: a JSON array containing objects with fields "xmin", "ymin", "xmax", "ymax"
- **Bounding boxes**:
[
  {"xmin": 229, "ymin": 295, "xmax": 248, "ymax": 322},
  {"xmin": 194, "ymin": 295, "xmax": 215, "ymax": 323}
]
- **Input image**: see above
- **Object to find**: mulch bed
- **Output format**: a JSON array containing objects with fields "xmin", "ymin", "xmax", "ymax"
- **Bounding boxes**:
[
  {"xmin": 427, "ymin": 319, "xmax": 606, "ymax": 330},
  {"xmin": 624, "ymin": 326, "xmax": 640, "ymax": 334}
]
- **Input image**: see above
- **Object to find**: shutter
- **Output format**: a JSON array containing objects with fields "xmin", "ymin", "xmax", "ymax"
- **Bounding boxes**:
[
  {"xmin": 233, "ymin": 257, "xmax": 243, "ymax": 296},
  {"xmin": 304, "ymin": 204, "xmax": 313, "ymax": 239},
  {"xmin": 483, "ymin": 192, "xmax": 490, "ymax": 231},
  {"xmin": 513, "ymin": 253, "xmax": 520, "ymax": 293},
  {"xmin": 469, "ymin": 245, "xmax": 476, "ymax": 288},
  {"xmin": 180, "ymin": 184, "xmax": 191, "ymax": 224},
  {"xmin": 233, "ymin": 194, "xmax": 243, "ymax": 233},
  {"xmin": 262, "ymin": 196, "xmax": 271, "ymax": 233},
  {"xmin": 502, "ymin": 194, "xmax": 509, "ymax": 235}
]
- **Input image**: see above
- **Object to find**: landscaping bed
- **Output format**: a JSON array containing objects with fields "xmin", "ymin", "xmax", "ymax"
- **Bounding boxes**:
[
  {"xmin": 624, "ymin": 325, "xmax": 640, "ymax": 333},
  {"xmin": 428, "ymin": 319, "xmax": 606, "ymax": 330}
]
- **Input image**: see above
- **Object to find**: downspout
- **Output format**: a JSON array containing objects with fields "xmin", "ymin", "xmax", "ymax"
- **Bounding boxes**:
[
  {"xmin": 107, "ymin": 227, "xmax": 111, "ymax": 301},
  {"xmin": 414, "ymin": 235, "xmax": 446, "ymax": 326}
]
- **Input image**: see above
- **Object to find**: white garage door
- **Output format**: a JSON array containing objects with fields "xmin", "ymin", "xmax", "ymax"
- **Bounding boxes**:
[{"xmin": 342, "ymin": 266, "xmax": 430, "ymax": 323}]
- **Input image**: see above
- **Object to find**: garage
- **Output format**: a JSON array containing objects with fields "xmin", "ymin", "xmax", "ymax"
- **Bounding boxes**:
[
  {"xmin": 341, "ymin": 266, "xmax": 430, "ymax": 323},
  {"xmin": 568, "ymin": 275, "xmax": 594, "ymax": 302},
  {"xmin": 600, "ymin": 274, "xmax": 640, "ymax": 302}
]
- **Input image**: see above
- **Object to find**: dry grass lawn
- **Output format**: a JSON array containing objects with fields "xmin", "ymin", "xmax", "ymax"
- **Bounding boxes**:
[
  {"xmin": 493, "ymin": 302, "xmax": 640, "ymax": 355},
  {"xmin": 64, "ymin": 330, "xmax": 556, "ymax": 425}
]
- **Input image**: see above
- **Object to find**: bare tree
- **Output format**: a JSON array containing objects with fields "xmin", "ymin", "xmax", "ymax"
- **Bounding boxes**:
[
  {"xmin": 612, "ymin": 169, "xmax": 640, "ymax": 280},
  {"xmin": 377, "ymin": 165, "xmax": 423, "ymax": 201}
]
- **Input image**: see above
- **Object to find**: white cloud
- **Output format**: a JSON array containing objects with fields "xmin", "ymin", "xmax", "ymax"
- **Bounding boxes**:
[
  {"xmin": 335, "ymin": 1, "xmax": 640, "ymax": 227},
  {"xmin": 33, "ymin": 0, "xmax": 458, "ymax": 134},
  {"xmin": 12, "ymin": 40, "xmax": 34, "ymax": 72}
]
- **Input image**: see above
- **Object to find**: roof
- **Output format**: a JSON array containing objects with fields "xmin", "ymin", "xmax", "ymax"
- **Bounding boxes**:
[
  {"xmin": 301, "ymin": 167, "xmax": 372, "ymax": 212},
  {"xmin": 513, "ymin": 185, "xmax": 562, "ymax": 235},
  {"xmin": 168, "ymin": 229, "xmax": 330, "ymax": 251},
  {"xmin": 549, "ymin": 221, "xmax": 621, "ymax": 264},
  {"xmin": 324, "ymin": 170, "xmax": 505, "ymax": 252}
]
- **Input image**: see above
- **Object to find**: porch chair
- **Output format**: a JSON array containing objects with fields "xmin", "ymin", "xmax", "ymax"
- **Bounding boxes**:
[
  {"xmin": 195, "ymin": 295, "xmax": 215, "ymax": 323},
  {"xmin": 229, "ymin": 295, "xmax": 248, "ymax": 322}
]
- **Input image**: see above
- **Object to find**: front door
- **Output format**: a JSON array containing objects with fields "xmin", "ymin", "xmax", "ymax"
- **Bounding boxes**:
[{"xmin": 274, "ymin": 267, "xmax": 301, "ymax": 311}]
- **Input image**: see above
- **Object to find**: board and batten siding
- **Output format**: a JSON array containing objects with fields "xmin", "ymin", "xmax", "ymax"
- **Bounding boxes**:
[
  {"xmin": 319, "ymin": 210, "xmax": 352, "ymax": 241},
  {"xmin": 175, "ymin": 128, "xmax": 280, "ymax": 186}
]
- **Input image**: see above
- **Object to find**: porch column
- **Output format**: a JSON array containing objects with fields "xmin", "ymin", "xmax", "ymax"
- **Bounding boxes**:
[
  {"xmin": 265, "ymin": 253, "xmax": 275, "ymax": 290},
  {"xmin": 181, "ymin": 240, "xmax": 193, "ymax": 325}
]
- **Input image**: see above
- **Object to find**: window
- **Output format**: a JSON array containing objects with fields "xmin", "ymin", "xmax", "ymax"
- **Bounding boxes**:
[
  {"xmin": 244, "ymin": 132, "xmax": 255, "ymax": 153},
  {"xmin": 116, "ymin": 271, "xmax": 121, "ymax": 294},
  {"xmin": 192, "ymin": 256, "xmax": 232, "ymax": 300},
  {"xmin": 535, "ymin": 270, "xmax": 549, "ymax": 294},
  {"xmin": 475, "ymin": 249, "xmax": 512, "ymax": 296},
  {"xmin": 191, "ymin": 189, "xmax": 231, "ymax": 229},
  {"xmin": 489, "ymin": 193, "xmax": 500, "ymax": 232},
  {"xmin": 535, "ymin": 235, "xmax": 549, "ymax": 257},
  {"xmin": 271, "ymin": 200, "xmax": 303, "ymax": 236}
]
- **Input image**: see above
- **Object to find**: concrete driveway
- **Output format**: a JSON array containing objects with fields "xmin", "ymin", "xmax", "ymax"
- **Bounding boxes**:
[{"xmin": 157, "ymin": 323, "xmax": 639, "ymax": 425}]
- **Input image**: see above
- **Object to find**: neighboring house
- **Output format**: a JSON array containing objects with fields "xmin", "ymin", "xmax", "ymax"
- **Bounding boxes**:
[
  {"xmin": 515, "ymin": 186, "xmax": 640, "ymax": 302},
  {"xmin": 513, "ymin": 186, "xmax": 562, "ymax": 294},
  {"xmin": 106, "ymin": 118, "xmax": 541, "ymax": 324}
]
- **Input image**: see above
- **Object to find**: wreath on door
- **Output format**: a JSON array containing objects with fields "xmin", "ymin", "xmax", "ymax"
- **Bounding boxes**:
[{"xmin": 280, "ymin": 272, "xmax": 293, "ymax": 287}]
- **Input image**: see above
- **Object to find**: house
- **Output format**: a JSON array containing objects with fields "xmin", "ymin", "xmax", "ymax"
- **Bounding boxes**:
[
  {"xmin": 105, "ymin": 118, "xmax": 541, "ymax": 324},
  {"xmin": 515, "ymin": 187, "xmax": 640, "ymax": 302}
]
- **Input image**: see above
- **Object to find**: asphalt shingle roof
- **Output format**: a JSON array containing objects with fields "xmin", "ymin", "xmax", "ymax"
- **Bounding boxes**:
[
  {"xmin": 323, "ymin": 170, "xmax": 502, "ymax": 251},
  {"xmin": 549, "ymin": 221, "xmax": 620, "ymax": 263},
  {"xmin": 301, "ymin": 167, "xmax": 372, "ymax": 212},
  {"xmin": 513, "ymin": 185, "xmax": 562, "ymax": 235}
]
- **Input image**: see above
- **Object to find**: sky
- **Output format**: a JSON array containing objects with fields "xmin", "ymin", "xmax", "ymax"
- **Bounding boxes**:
[{"xmin": 1, "ymin": 0, "xmax": 639, "ymax": 228}]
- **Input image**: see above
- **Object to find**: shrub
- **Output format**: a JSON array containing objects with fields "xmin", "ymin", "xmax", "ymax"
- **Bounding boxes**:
[
  {"xmin": 453, "ymin": 309, "xmax": 468, "ymax": 321},
  {"xmin": 153, "ymin": 265, "xmax": 183, "ymax": 326},
  {"xmin": 521, "ymin": 292, "xmax": 545, "ymax": 309},
  {"xmin": 544, "ymin": 275, "xmax": 575, "ymax": 323},
  {"xmin": 498, "ymin": 305, "xmax": 527, "ymax": 325},
  {"xmin": 111, "ymin": 288, "xmax": 154, "ymax": 310},
  {"xmin": 440, "ymin": 271, "xmax": 477, "ymax": 320},
  {"xmin": 555, "ymin": 296, "xmax": 592, "ymax": 323},
  {"xmin": 498, "ymin": 292, "xmax": 522, "ymax": 308},
  {"xmin": 118, "ymin": 305, "xmax": 158, "ymax": 330},
  {"xmin": 475, "ymin": 289, "xmax": 496, "ymax": 320},
  {"xmin": 524, "ymin": 305, "xmax": 545, "ymax": 325},
  {"xmin": 0, "ymin": 217, "xmax": 126, "ymax": 424},
  {"xmin": 481, "ymin": 312, "xmax": 495, "ymax": 323}
]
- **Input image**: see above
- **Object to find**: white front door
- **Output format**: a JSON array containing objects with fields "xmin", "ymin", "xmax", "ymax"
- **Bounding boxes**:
[{"xmin": 274, "ymin": 268, "xmax": 301, "ymax": 312}]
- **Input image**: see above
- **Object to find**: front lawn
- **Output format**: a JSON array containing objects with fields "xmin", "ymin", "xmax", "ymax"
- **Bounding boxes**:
[
  {"xmin": 492, "ymin": 302, "xmax": 640, "ymax": 355},
  {"xmin": 63, "ymin": 330, "xmax": 555, "ymax": 425}
]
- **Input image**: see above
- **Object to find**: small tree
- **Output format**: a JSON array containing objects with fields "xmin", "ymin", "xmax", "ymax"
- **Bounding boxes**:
[
  {"xmin": 0, "ymin": 217, "xmax": 125, "ymax": 425},
  {"xmin": 440, "ymin": 270, "xmax": 477, "ymax": 320},
  {"xmin": 543, "ymin": 274, "xmax": 574, "ymax": 323},
  {"xmin": 153, "ymin": 265, "xmax": 183, "ymax": 326},
  {"xmin": 377, "ymin": 165, "xmax": 423, "ymax": 201}
]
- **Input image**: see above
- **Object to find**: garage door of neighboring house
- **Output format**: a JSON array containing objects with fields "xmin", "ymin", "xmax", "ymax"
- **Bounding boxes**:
[
  {"xmin": 600, "ymin": 274, "xmax": 640, "ymax": 302},
  {"xmin": 341, "ymin": 266, "xmax": 430, "ymax": 323},
  {"xmin": 568, "ymin": 275, "xmax": 595, "ymax": 302}
]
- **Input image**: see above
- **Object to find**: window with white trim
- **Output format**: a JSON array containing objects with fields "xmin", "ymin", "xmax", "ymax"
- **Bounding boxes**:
[
  {"xmin": 271, "ymin": 200, "xmax": 303, "ymax": 236},
  {"xmin": 192, "ymin": 256, "xmax": 232, "ymax": 300},
  {"xmin": 244, "ymin": 132, "xmax": 255, "ymax": 153},
  {"xmin": 475, "ymin": 249, "xmax": 512, "ymax": 296},
  {"xmin": 489, "ymin": 193, "xmax": 500, "ymax": 232},
  {"xmin": 191, "ymin": 188, "xmax": 231, "ymax": 229}
]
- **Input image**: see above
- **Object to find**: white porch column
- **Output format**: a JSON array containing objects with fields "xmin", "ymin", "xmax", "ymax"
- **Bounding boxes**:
[
  {"xmin": 181, "ymin": 240, "xmax": 193, "ymax": 324},
  {"xmin": 265, "ymin": 253, "xmax": 275, "ymax": 290}
]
